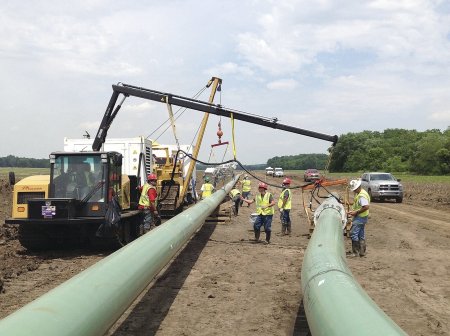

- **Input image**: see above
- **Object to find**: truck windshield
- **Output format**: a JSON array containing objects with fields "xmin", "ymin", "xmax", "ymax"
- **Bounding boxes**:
[
  {"xmin": 52, "ymin": 155, "xmax": 105, "ymax": 201},
  {"xmin": 371, "ymin": 173, "xmax": 395, "ymax": 181}
]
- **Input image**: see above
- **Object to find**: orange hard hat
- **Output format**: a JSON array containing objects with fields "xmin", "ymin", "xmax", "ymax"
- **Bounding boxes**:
[
  {"xmin": 283, "ymin": 178, "xmax": 291, "ymax": 185},
  {"xmin": 147, "ymin": 173, "xmax": 157, "ymax": 181},
  {"xmin": 258, "ymin": 182, "xmax": 268, "ymax": 190}
]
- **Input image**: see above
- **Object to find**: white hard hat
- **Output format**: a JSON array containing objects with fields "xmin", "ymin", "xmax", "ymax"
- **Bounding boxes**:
[{"xmin": 349, "ymin": 179, "xmax": 362, "ymax": 191}]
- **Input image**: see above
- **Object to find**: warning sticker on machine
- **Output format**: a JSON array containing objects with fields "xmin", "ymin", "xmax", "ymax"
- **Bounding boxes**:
[{"xmin": 42, "ymin": 205, "xmax": 56, "ymax": 218}]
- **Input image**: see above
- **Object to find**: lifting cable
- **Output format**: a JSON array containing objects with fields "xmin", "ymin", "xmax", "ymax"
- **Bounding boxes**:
[
  {"xmin": 170, "ymin": 149, "xmax": 312, "ymax": 191},
  {"xmin": 145, "ymin": 86, "xmax": 208, "ymax": 141},
  {"xmin": 230, "ymin": 112, "xmax": 237, "ymax": 160},
  {"xmin": 300, "ymin": 144, "xmax": 349, "ymax": 227},
  {"xmin": 164, "ymin": 95, "xmax": 180, "ymax": 150}
]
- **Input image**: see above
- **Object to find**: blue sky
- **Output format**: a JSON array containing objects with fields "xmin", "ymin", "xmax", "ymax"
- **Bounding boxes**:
[{"xmin": 1, "ymin": 0, "xmax": 450, "ymax": 164}]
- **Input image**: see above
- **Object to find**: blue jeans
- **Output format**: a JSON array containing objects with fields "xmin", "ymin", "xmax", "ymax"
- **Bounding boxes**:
[
  {"xmin": 142, "ymin": 209, "xmax": 154, "ymax": 230},
  {"xmin": 280, "ymin": 209, "xmax": 291, "ymax": 225},
  {"xmin": 254, "ymin": 215, "xmax": 273, "ymax": 232},
  {"xmin": 350, "ymin": 216, "xmax": 368, "ymax": 241},
  {"xmin": 240, "ymin": 191, "xmax": 250, "ymax": 206}
]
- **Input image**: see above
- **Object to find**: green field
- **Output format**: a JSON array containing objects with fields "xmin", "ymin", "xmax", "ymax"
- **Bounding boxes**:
[{"xmin": 0, "ymin": 168, "xmax": 48, "ymax": 180}]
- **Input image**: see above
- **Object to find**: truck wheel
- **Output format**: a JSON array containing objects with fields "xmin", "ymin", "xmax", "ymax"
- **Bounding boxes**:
[{"xmin": 396, "ymin": 197, "xmax": 403, "ymax": 203}]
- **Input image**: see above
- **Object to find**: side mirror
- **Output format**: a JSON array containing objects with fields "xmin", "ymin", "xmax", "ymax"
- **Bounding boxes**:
[
  {"xmin": 397, "ymin": 178, "xmax": 401, "ymax": 182},
  {"xmin": 8, "ymin": 171, "xmax": 15, "ymax": 186}
]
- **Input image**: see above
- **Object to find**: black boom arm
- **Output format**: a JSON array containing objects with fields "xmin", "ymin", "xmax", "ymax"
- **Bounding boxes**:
[{"xmin": 92, "ymin": 82, "xmax": 338, "ymax": 151}]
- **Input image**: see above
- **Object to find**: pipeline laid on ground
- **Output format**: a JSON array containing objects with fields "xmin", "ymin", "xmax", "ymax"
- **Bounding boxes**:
[
  {"xmin": 0, "ymin": 175, "xmax": 239, "ymax": 336},
  {"xmin": 301, "ymin": 195, "xmax": 407, "ymax": 336}
]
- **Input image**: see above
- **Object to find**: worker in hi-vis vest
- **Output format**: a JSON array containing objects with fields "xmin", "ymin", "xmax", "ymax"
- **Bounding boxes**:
[
  {"xmin": 347, "ymin": 179, "xmax": 370, "ymax": 258},
  {"xmin": 278, "ymin": 178, "xmax": 292, "ymax": 235},
  {"xmin": 200, "ymin": 176, "xmax": 215, "ymax": 199},
  {"xmin": 229, "ymin": 188, "xmax": 242, "ymax": 216},
  {"xmin": 240, "ymin": 175, "xmax": 252, "ymax": 207},
  {"xmin": 138, "ymin": 173, "xmax": 159, "ymax": 232},
  {"xmin": 243, "ymin": 182, "xmax": 275, "ymax": 244}
]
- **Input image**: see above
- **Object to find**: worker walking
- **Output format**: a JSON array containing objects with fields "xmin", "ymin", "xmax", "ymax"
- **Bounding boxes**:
[
  {"xmin": 347, "ymin": 179, "xmax": 370, "ymax": 257},
  {"xmin": 244, "ymin": 182, "xmax": 275, "ymax": 244},
  {"xmin": 278, "ymin": 178, "xmax": 292, "ymax": 235},
  {"xmin": 240, "ymin": 175, "xmax": 252, "ymax": 207},
  {"xmin": 229, "ymin": 188, "xmax": 241, "ymax": 216},
  {"xmin": 200, "ymin": 176, "xmax": 215, "ymax": 199},
  {"xmin": 138, "ymin": 173, "xmax": 159, "ymax": 233}
]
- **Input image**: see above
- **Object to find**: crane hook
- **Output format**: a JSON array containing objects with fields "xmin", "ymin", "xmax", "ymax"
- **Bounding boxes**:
[{"xmin": 217, "ymin": 120, "xmax": 223, "ymax": 144}]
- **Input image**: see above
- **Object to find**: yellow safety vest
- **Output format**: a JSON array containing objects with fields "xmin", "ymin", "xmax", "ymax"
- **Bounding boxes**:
[
  {"xmin": 352, "ymin": 189, "xmax": 370, "ymax": 217},
  {"xmin": 242, "ymin": 180, "xmax": 251, "ymax": 192},
  {"xmin": 277, "ymin": 188, "xmax": 292, "ymax": 210},
  {"xmin": 202, "ymin": 183, "xmax": 214, "ymax": 198},
  {"xmin": 256, "ymin": 192, "xmax": 274, "ymax": 215},
  {"xmin": 230, "ymin": 189, "xmax": 240, "ymax": 198},
  {"xmin": 139, "ymin": 183, "xmax": 158, "ymax": 207}
]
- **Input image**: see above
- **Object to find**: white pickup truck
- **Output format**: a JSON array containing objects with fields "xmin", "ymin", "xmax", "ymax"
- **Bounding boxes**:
[
  {"xmin": 265, "ymin": 167, "xmax": 274, "ymax": 176},
  {"xmin": 274, "ymin": 167, "xmax": 284, "ymax": 177}
]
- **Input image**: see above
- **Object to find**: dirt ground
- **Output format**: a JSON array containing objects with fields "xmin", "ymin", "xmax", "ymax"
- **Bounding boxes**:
[{"xmin": 0, "ymin": 173, "xmax": 449, "ymax": 335}]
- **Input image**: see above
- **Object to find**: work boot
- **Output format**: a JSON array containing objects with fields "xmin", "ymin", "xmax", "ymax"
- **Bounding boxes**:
[
  {"xmin": 359, "ymin": 239, "xmax": 366, "ymax": 257},
  {"xmin": 348, "ymin": 240, "xmax": 360, "ymax": 258},
  {"xmin": 265, "ymin": 231, "xmax": 271, "ymax": 244},
  {"xmin": 232, "ymin": 206, "xmax": 237, "ymax": 216},
  {"xmin": 254, "ymin": 230, "xmax": 260, "ymax": 242}
]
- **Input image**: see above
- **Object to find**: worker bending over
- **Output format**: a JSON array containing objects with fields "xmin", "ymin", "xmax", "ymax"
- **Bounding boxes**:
[{"xmin": 229, "ymin": 188, "xmax": 241, "ymax": 216}]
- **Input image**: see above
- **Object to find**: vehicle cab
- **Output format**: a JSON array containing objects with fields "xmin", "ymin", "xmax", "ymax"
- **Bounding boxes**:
[
  {"xmin": 45, "ymin": 151, "xmax": 124, "ymax": 218},
  {"xmin": 274, "ymin": 168, "xmax": 284, "ymax": 177},
  {"xmin": 265, "ymin": 167, "xmax": 274, "ymax": 176},
  {"xmin": 360, "ymin": 172, "xmax": 403, "ymax": 203}
]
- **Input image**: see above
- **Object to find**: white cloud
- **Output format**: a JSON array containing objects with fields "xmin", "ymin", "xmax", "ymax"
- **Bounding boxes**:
[
  {"xmin": 1, "ymin": 1, "xmax": 450, "ymax": 163},
  {"xmin": 266, "ymin": 79, "xmax": 298, "ymax": 90},
  {"xmin": 429, "ymin": 111, "xmax": 450, "ymax": 122},
  {"xmin": 205, "ymin": 62, "xmax": 254, "ymax": 77}
]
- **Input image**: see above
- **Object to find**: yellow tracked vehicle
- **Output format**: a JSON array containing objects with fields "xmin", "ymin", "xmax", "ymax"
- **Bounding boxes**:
[{"xmin": 7, "ymin": 152, "xmax": 142, "ymax": 250}]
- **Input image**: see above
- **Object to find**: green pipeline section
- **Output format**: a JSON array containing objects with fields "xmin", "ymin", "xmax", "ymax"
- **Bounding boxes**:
[
  {"xmin": 0, "ymin": 176, "xmax": 239, "ymax": 336},
  {"xmin": 301, "ymin": 196, "xmax": 407, "ymax": 336}
]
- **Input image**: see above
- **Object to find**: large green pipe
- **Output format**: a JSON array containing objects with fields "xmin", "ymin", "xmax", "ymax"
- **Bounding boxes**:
[
  {"xmin": 0, "ymin": 176, "xmax": 239, "ymax": 336},
  {"xmin": 301, "ymin": 196, "xmax": 407, "ymax": 335}
]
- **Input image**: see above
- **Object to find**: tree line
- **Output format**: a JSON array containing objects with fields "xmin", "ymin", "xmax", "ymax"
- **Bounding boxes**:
[
  {"xmin": 267, "ymin": 154, "xmax": 328, "ymax": 170},
  {"xmin": 4, "ymin": 128, "xmax": 450, "ymax": 175},
  {"xmin": 0, "ymin": 155, "xmax": 49, "ymax": 168},
  {"xmin": 328, "ymin": 128, "xmax": 450, "ymax": 175},
  {"xmin": 263, "ymin": 128, "xmax": 450, "ymax": 175}
]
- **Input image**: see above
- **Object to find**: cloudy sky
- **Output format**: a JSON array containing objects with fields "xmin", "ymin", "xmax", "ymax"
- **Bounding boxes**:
[{"xmin": 1, "ymin": 0, "xmax": 450, "ymax": 164}]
